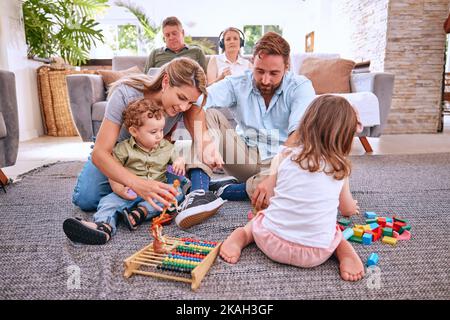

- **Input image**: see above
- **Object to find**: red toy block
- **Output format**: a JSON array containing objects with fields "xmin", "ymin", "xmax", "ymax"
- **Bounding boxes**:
[
  {"xmin": 385, "ymin": 222, "xmax": 393, "ymax": 229},
  {"xmin": 377, "ymin": 217, "xmax": 386, "ymax": 227},
  {"xmin": 338, "ymin": 224, "xmax": 345, "ymax": 231},
  {"xmin": 393, "ymin": 221, "xmax": 406, "ymax": 232}
]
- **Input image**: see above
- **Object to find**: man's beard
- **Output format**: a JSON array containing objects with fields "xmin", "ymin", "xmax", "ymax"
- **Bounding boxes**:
[{"xmin": 255, "ymin": 81, "xmax": 280, "ymax": 96}]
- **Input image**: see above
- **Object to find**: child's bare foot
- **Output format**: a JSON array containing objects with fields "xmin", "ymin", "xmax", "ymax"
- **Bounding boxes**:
[
  {"xmin": 220, "ymin": 225, "xmax": 254, "ymax": 264},
  {"xmin": 335, "ymin": 239, "xmax": 365, "ymax": 281}
]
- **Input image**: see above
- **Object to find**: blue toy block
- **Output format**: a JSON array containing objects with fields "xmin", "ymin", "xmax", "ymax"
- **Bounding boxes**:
[
  {"xmin": 365, "ymin": 211, "xmax": 377, "ymax": 219},
  {"xmin": 342, "ymin": 228, "xmax": 354, "ymax": 240},
  {"xmin": 369, "ymin": 223, "xmax": 379, "ymax": 230},
  {"xmin": 367, "ymin": 253, "xmax": 379, "ymax": 267},
  {"xmin": 385, "ymin": 217, "xmax": 393, "ymax": 223},
  {"xmin": 362, "ymin": 233, "xmax": 373, "ymax": 245}
]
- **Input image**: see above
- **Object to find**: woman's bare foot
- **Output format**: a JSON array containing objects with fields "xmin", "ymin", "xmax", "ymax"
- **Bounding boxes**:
[
  {"xmin": 220, "ymin": 224, "xmax": 254, "ymax": 264},
  {"xmin": 335, "ymin": 239, "xmax": 365, "ymax": 281}
]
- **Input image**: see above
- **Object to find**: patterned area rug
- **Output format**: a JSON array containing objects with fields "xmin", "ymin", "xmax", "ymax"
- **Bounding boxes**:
[{"xmin": 0, "ymin": 153, "xmax": 449, "ymax": 299}]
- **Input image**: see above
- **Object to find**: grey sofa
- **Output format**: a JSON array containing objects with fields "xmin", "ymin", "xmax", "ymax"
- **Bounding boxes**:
[
  {"xmin": 67, "ymin": 55, "xmax": 394, "ymax": 152},
  {"xmin": 0, "ymin": 70, "xmax": 19, "ymax": 169}
]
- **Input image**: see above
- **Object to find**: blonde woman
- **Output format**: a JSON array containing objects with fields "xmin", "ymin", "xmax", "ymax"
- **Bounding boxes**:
[
  {"xmin": 69, "ymin": 58, "xmax": 224, "ymax": 241},
  {"xmin": 207, "ymin": 27, "xmax": 252, "ymax": 85}
]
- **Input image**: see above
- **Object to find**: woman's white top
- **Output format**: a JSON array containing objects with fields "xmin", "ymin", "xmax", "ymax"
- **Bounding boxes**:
[
  {"xmin": 215, "ymin": 54, "xmax": 252, "ymax": 76},
  {"xmin": 262, "ymin": 147, "xmax": 344, "ymax": 249}
]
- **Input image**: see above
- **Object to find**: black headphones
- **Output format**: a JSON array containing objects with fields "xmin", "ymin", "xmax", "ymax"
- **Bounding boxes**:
[{"xmin": 218, "ymin": 27, "xmax": 245, "ymax": 51}]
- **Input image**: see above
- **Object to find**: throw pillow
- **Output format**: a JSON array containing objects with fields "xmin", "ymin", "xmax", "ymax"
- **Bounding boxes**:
[
  {"xmin": 299, "ymin": 58, "xmax": 356, "ymax": 94},
  {"xmin": 97, "ymin": 66, "xmax": 142, "ymax": 87}
]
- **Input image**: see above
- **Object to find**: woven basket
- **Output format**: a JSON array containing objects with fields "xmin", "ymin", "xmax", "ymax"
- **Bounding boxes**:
[{"xmin": 37, "ymin": 65, "xmax": 97, "ymax": 137}]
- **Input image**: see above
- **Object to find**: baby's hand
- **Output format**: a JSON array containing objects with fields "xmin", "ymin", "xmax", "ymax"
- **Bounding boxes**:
[
  {"xmin": 172, "ymin": 158, "xmax": 186, "ymax": 177},
  {"xmin": 354, "ymin": 199, "xmax": 360, "ymax": 215}
]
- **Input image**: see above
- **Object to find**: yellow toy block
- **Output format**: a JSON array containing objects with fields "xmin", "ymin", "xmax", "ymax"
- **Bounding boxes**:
[
  {"xmin": 353, "ymin": 227, "xmax": 364, "ymax": 237},
  {"xmin": 382, "ymin": 236, "xmax": 398, "ymax": 246},
  {"xmin": 354, "ymin": 224, "xmax": 364, "ymax": 229},
  {"xmin": 363, "ymin": 225, "xmax": 371, "ymax": 232}
]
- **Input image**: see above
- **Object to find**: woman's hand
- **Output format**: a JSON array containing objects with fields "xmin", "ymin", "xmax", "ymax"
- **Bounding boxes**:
[
  {"xmin": 251, "ymin": 175, "xmax": 277, "ymax": 211},
  {"xmin": 130, "ymin": 178, "xmax": 178, "ymax": 211},
  {"xmin": 219, "ymin": 67, "xmax": 232, "ymax": 80},
  {"xmin": 172, "ymin": 157, "xmax": 186, "ymax": 176},
  {"xmin": 109, "ymin": 179, "xmax": 137, "ymax": 200}
]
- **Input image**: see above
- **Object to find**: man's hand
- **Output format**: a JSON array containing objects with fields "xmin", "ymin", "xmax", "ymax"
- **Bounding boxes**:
[
  {"xmin": 201, "ymin": 140, "xmax": 224, "ymax": 170},
  {"xmin": 251, "ymin": 175, "xmax": 277, "ymax": 211},
  {"xmin": 172, "ymin": 157, "xmax": 186, "ymax": 176}
]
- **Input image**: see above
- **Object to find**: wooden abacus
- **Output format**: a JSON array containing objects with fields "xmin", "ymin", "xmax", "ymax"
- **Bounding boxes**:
[{"xmin": 123, "ymin": 237, "xmax": 221, "ymax": 291}]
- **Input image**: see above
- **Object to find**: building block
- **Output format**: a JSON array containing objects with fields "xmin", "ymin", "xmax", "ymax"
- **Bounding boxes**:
[
  {"xmin": 393, "ymin": 231, "xmax": 399, "ymax": 238},
  {"xmin": 362, "ymin": 233, "xmax": 373, "ymax": 245},
  {"xmin": 369, "ymin": 223, "xmax": 379, "ymax": 230},
  {"xmin": 393, "ymin": 221, "xmax": 406, "ymax": 230},
  {"xmin": 393, "ymin": 217, "xmax": 408, "ymax": 224},
  {"xmin": 367, "ymin": 253, "xmax": 379, "ymax": 267},
  {"xmin": 353, "ymin": 227, "xmax": 364, "ymax": 237},
  {"xmin": 363, "ymin": 225, "xmax": 371, "ymax": 232},
  {"xmin": 366, "ymin": 219, "xmax": 378, "ymax": 224},
  {"xmin": 385, "ymin": 217, "xmax": 393, "ymax": 224},
  {"xmin": 377, "ymin": 217, "xmax": 386, "ymax": 227},
  {"xmin": 382, "ymin": 236, "xmax": 398, "ymax": 246},
  {"xmin": 385, "ymin": 222, "xmax": 393, "ymax": 229},
  {"xmin": 343, "ymin": 228, "xmax": 354, "ymax": 240},
  {"xmin": 399, "ymin": 225, "xmax": 411, "ymax": 234},
  {"xmin": 338, "ymin": 224, "xmax": 345, "ymax": 231},
  {"xmin": 383, "ymin": 227, "xmax": 393, "ymax": 237},
  {"xmin": 372, "ymin": 228, "xmax": 381, "ymax": 241},
  {"xmin": 365, "ymin": 211, "xmax": 377, "ymax": 219},
  {"xmin": 349, "ymin": 236, "xmax": 363, "ymax": 244},
  {"xmin": 397, "ymin": 230, "xmax": 411, "ymax": 240},
  {"xmin": 338, "ymin": 218, "xmax": 351, "ymax": 226}
]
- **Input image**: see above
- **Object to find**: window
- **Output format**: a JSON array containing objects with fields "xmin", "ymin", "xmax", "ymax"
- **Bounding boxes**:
[
  {"xmin": 243, "ymin": 25, "xmax": 283, "ymax": 54},
  {"xmin": 90, "ymin": 23, "xmax": 157, "ymax": 58}
]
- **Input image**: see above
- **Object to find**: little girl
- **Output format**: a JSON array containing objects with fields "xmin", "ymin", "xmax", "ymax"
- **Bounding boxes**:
[{"xmin": 220, "ymin": 95, "xmax": 365, "ymax": 282}]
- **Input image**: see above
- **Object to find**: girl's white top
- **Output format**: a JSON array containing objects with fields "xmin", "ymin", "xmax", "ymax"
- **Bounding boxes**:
[{"xmin": 262, "ymin": 147, "xmax": 344, "ymax": 248}]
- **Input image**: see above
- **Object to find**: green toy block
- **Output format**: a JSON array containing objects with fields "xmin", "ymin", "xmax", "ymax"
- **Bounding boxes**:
[
  {"xmin": 338, "ymin": 218, "xmax": 351, "ymax": 226},
  {"xmin": 349, "ymin": 236, "xmax": 363, "ymax": 244},
  {"xmin": 382, "ymin": 227, "xmax": 393, "ymax": 237},
  {"xmin": 366, "ymin": 218, "xmax": 378, "ymax": 224},
  {"xmin": 394, "ymin": 217, "xmax": 408, "ymax": 224},
  {"xmin": 399, "ymin": 225, "xmax": 411, "ymax": 234}
]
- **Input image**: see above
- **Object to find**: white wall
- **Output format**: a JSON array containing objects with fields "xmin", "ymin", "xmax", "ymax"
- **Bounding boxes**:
[
  {"xmin": 96, "ymin": 0, "xmax": 354, "ymax": 57},
  {"xmin": 0, "ymin": 0, "xmax": 44, "ymax": 141}
]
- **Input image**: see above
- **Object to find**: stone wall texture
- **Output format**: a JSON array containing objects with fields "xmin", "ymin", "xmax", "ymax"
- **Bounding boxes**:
[{"xmin": 340, "ymin": 0, "xmax": 449, "ymax": 133}]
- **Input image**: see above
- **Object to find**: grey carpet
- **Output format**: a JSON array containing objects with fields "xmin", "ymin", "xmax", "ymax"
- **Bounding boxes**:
[{"xmin": 0, "ymin": 153, "xmax": 449, "ymax": 300}]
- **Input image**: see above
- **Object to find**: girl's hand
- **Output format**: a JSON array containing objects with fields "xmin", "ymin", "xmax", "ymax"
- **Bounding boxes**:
[
  {"xmin": 251, "ymin": 175, "xmax": 277, "ymax": 211},
  {"xmin": 172, "ymin": 157, "xmax": 186, "ymax": 176},
  {"xmin": 130, "ymin": 178, "xmax": 178, "ymax": 211}
]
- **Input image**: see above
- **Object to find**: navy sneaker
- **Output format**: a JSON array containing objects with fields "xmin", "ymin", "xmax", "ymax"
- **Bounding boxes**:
[
  {"xmin": 175, "ymin": 190, "xmax": 226, "ymax": 229},
  {"xmin": 209, "ymin": 176, "xmax": 238, "ymax": 193}
]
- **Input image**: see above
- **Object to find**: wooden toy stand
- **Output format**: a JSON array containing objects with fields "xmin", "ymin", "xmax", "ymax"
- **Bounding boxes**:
[{"xmin": 123, "ymin": 236, "xmax": 221, "ymax": 291}]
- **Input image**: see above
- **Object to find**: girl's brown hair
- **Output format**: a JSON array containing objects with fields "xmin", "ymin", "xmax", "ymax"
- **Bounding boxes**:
[
  {"xmin": 292, "ymin": 95, "xmax": 358, "ymax": 180},
  {"xmin": 109, "ymin": 57, "xmax": 208, "ymax": 107},
  {"xmin": 123, "ymin": 98, "xmax": 163, "ymax": 129}
]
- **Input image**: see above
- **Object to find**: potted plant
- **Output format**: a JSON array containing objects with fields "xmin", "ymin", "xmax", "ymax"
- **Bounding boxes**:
[{"xmin": 22, "ymin": 0, "xmax": 109, "ymax": 66}]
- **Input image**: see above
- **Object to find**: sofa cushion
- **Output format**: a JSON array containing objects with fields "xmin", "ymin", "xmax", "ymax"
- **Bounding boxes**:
[
  {"xmin": 97, "ymin": 66, "xmax": 142, "ymax": 87},
  {"xmin": 0, "ymin": 112, "xmax": 6, "ymax": 139},
  {"xmin": 92, "ymin": 101, "xmax": 107, "ymax": 122},
  {"xmin": 326, "ymin": 92, "xmax": 380, "ymax": 127},
  {"xmin": 299, "ymin": 58, "xmax": 355, "ymax": 94},
  {"xmin": 290, "ymin": 53, "xmax": 340, "ymax": 75}
]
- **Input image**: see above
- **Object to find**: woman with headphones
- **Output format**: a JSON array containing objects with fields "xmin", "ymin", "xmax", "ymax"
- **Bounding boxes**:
[{"xmin": 207, "ymin": 27, "xmax": 253, "ymax": 85}]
